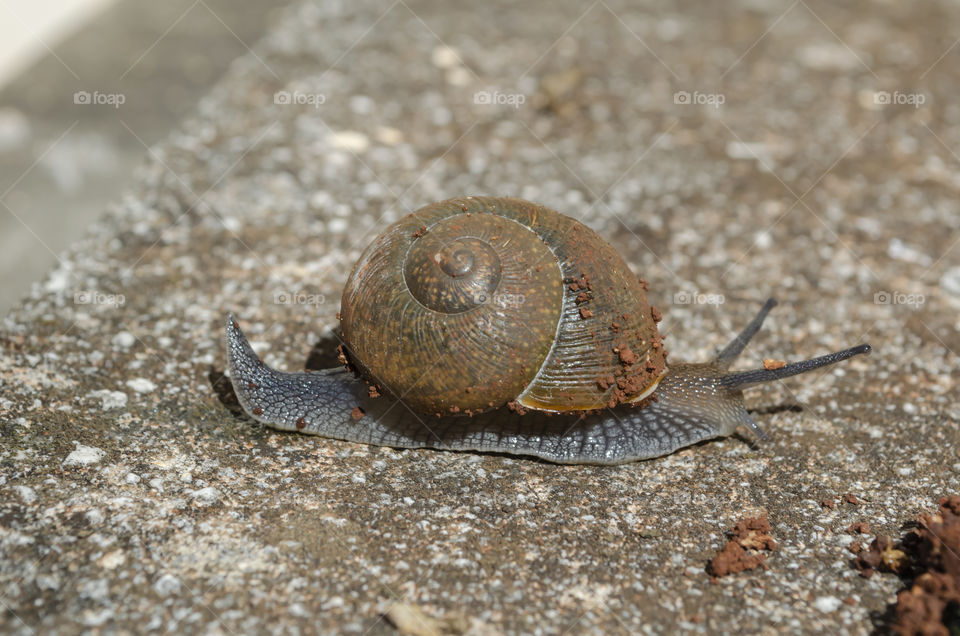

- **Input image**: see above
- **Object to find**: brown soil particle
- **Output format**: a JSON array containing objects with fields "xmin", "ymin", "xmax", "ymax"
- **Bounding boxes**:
[
  {"xmin": 596, "ymin": 374, "xmax": 615, "ymax": 391},
  {"xmin": 295, "ymin": 417, "xmax": 307, "ymax": 430},
  {"xmin": 411, "ymin": 226, "xmax": 427, "ymax": 238},
  {"xmin": 896, "ymin": 496, "xmax": 960, "ymax": 634},
  {"xmin": 846, "ymin": 521, "xmax": 871, "ymax": 535},
  {"xmin": 579, "ymin": 307, "xmax": 594, "ymax": 319},
  {"xmin": 336, "ymin": 344, "xmax": 352, "ymax": 370},
  {"xmin": 707, "ymin": 542, "xmax": 767, "ymax": 579},
  {"xmin": 732, "ymin": 515, "xmax": 777, "ymax": 551},
  {"xmin": 763, "ymin": 358, "xmax": 787, "ymax": 370},
  {"xmin": 615, "ymin": 373, "xmax": 646, "ymax": 395},
  {"xmin": 707, "ymin": 514, "xmax": 777, "ymax": 578},
  {"xmin": 650, "ymin": 306, "xmax": 662, "ymax": 323},
  {"xmin": 567, "ymin": 274, "xmax": 591, "ymax": 293},
  {"xmin": 844, "ymin": 493, "xmax": 862, "ymax": 505},
  {"xmin": 367, "ymin": 385, "xmax": 381, "ymax": 398},
  {"xmin": 597, "ymin": 327, "xmax": 668, "ymax": 408},
  {"xmin": 350, "ymin": 407, "xmax": 365, "ymax": 420},
  {"xmin": 851, "ymin": 496, "xmax": 960, "ymax": 635},
  {"xmin": 506, "ymin": 400, "xmax": 528, "ymax": 415},
  {"xmin": 615, "ymin": 345, "xmax": 639, "ymax": 366},
  {"xmin": 822, "ymin": 498, "xmax": 837, "ymax": 510}
]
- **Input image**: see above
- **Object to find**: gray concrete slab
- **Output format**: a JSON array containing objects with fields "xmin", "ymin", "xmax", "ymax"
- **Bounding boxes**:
[
  {"xmin": 1, "ymin": 0, "xmax": 958, "ymax": 633},
  {"xmin": 0, "ymin": 0, "xmax": 294, "ymax": 315}
]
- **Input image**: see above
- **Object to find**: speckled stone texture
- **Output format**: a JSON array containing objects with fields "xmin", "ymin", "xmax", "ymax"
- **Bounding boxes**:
[{"xmin": 2, "ymin": 0, "xmax": 959, "ymax": 633}]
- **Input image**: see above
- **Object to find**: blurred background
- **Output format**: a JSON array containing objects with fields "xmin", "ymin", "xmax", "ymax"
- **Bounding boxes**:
[
  {"xmin": 0, "ymin": 0, "xmax": 293, "ymax": 315},
  {"xmin": 1, "ymin": 2, "xmax": 958, "ymax": 633},
  {"xmin": 2, "ymin": 0, "xmax": 958, "ymax": 323}
]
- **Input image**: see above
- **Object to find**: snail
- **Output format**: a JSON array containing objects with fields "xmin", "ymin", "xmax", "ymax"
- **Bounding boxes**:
[{"xmin": 224, "ymin": 196, "xmax": 870, "ymax": 464}]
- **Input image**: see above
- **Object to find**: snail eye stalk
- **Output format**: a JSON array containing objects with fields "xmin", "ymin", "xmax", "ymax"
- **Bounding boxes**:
[
  {"xmin": 719, "ymin": 344, "xmax": 872, "ymax": 391},
  {"xmin": 712, "ymin": 297, "xmax": 872, "ymax": 390},
  {"xmin": 715, "ymin": 297, "xmax": 777, "ymax": 366}
]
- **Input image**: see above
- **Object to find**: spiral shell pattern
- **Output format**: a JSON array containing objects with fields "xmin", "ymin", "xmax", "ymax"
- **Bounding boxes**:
[{"xmin": 339, "ymin": 197, "xmax": 666, "ymax": 415}]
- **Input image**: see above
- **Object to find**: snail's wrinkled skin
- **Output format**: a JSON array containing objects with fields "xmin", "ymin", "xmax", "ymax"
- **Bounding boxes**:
[{"xmin": 224, "ymin": 299, "xmax": 871, "ymax": 464}]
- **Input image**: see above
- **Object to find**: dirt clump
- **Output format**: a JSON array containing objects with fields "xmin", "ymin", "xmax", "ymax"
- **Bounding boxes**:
[
  {"xmin": 851, "ymin": 495, "xmax": 960, "ymax": 635},
  {"xmin": 707, "ymin": 514, "xmax": 777, "ymax": 579}
]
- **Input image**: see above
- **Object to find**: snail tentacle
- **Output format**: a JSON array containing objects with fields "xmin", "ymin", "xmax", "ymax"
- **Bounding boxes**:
[
  {"xmin": 623, "ymin": 299, "xmax": 872, "ymax": 445},
  {"xmin": 719, "ymin": 344, "xmax": 872, "ymax": 391},
  {"xmin": 711, "ymin": 297, "xmax": 871, "ymax": 391},
  {"xmin": 715, "ymin": 297, "xmax": 778, "ymax": 365}
]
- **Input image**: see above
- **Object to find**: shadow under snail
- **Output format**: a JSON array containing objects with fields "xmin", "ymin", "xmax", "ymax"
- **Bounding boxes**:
[{"xmin": 225, "ymin": 196, "xmax": 871, "ymax": 464}]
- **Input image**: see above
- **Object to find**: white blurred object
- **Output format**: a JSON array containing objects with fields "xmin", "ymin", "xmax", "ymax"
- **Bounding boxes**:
[
  {"xmin": 0, "ymin": 107, "xmax": 30, "ymax": 151},
  {"xmin": 0, "ymin": 0, "xmax": 119, "ymax": 88}
]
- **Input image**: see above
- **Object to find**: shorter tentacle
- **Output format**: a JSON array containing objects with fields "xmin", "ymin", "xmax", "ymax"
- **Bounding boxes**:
[
  {"xmin": 738, "ymin": 410, "xmax": 769, "ymax": 441},
  {"xmin": 715, "ymin": 297, "xmax": 777, "ymax": 366}
]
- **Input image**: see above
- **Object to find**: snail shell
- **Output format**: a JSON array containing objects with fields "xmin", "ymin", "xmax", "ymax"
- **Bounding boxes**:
[{"xmin": 340, "ymin": 197, "xmax": 667, "ymax": 415}]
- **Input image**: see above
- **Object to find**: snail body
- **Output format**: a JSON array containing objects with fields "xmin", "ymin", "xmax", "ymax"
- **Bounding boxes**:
[{"xmin": 225, "ymin": 196, "xmax": 870, "ymax": 464}]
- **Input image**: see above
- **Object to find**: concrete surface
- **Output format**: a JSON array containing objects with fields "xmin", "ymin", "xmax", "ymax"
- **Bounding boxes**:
[{"xmin": 1, "ymin": 0, "xmax": 959, "ymax": 633}]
